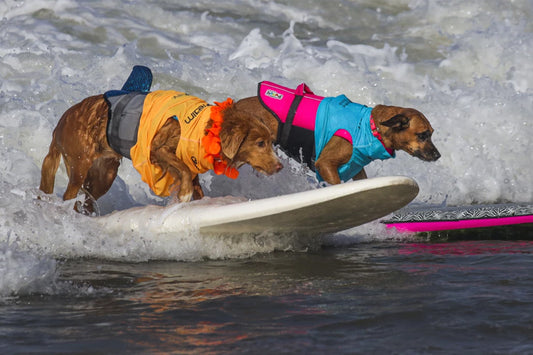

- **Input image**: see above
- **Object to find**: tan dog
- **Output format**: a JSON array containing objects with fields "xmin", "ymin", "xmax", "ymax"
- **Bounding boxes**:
[
  {"xmin": 235, "ymin": 81, "xmax": 440, "ymax": 184},
  {"xmin": 40, "ymin": 71, "xmax": 282, "ymax": 213}
]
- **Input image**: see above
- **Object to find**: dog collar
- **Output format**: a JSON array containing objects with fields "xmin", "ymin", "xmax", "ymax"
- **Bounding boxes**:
[{"xmin": 370, "ymin": 115, "xmax": 394, "ymax": 156}]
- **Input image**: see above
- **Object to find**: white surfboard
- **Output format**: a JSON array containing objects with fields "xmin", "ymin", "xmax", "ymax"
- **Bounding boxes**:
[
  {"xmin": 97, "ymin": 176, "xmax": 418, "ymax": 236},
  {"xmin": 197, "ymin": 176, "xmax": 418, "ymax": 234}
]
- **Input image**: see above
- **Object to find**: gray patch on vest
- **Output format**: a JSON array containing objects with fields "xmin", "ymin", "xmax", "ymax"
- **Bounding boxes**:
[{"xmin": 105, "ymin": 92, "xmax": 147, "ymax": 159}]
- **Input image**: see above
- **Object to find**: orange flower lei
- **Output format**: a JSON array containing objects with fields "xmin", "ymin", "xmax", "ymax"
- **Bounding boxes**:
[{"xmin": 201, "ymin": 98, "xmax": 239, "ymax": 179}]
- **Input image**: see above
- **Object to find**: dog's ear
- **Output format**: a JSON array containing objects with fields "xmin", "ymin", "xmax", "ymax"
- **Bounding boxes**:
[
  {"xmin": 381, "ymin": 114, "xmax": 410, "ymax": 131},
  {"xmin": 220, "ymin": 127, "xmax": 247, "ymax": 160}
]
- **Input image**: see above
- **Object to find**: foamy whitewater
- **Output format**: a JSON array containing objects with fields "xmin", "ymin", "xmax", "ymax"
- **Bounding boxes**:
[{"xmin": 0, "ymin": 1, "xmax": 531, "ymax": 294}]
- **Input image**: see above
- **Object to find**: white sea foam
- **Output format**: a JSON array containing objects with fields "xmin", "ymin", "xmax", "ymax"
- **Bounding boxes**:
[
  {"xmin": 0, "ymin": 239, "xmax": 58, "ymax": 298},
  {"xmin": 0, "ymin": 0, "xmax": 531, "ymax": 295}
]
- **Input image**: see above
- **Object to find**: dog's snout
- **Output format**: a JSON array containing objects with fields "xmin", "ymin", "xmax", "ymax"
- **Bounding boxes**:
[
  {"xmin": 413, "ymin": 146, "xmax": 441, "ymax": 162},
  {"xmin": 275, "ymin": 161, "xmax": 284, "ymax": 172},
  {"xmin": 422, "ymin": 148, "xmax": 440, "ymax": 161}
]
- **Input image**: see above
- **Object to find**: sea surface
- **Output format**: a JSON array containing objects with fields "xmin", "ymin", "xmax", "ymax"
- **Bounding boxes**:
[{"xmin": 1, "ymin": 0, "xmax": 532, "ymax": 353}]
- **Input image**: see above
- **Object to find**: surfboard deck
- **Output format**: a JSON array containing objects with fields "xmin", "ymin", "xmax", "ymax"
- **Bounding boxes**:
[
  {"xmin": 97, "ymin": 176, "xmax": 419, "ymax": 236},
  {"xmin": 383, "ymin": 203, "xmax": 533, "ymax": 240},
  {"xmin": 196, "ymin": 176, "xmax": 418, "ymax": 235}
]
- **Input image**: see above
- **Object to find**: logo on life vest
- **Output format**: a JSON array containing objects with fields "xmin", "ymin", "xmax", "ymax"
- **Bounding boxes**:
[
  {"xmin": 265, "ymin": 89, "xmax": 283, "ymax": 100},
  {"xmin": 191, "ymin": 156, "xmax": 199, "ymax": 169},
  {"xmin": 185, "ymin": 104, "xmax": 208, "ymax": 124}
]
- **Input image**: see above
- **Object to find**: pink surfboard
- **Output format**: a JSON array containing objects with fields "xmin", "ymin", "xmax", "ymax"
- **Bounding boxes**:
[{"xmin": 384, "ymin": 204, "xmax": 533, "ymax": 234}]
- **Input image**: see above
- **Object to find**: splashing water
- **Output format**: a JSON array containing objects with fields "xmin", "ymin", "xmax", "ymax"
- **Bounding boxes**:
[{"xmin": 0, "ymin": 0, "xmax": 531, "ymax": 295}]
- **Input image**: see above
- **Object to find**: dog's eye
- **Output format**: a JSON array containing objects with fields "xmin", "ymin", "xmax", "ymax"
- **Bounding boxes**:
[
  {"xmin": 256, "ymin": 140, "xmax": 266, "ymax": 148},
  {"xmin": 416, "ymin": 131, "xmax": 431, "ymax": 141}
]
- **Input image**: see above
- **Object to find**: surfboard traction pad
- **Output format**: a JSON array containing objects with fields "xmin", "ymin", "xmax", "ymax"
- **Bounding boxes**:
[{"xmin": 383, "ymin": 203, "xmax": 533, "ymax": 241}]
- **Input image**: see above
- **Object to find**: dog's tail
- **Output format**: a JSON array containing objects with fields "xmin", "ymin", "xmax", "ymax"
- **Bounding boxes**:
[{"xmin": 39, "ymin": 138, "xmax": 61, "ymax": 194}]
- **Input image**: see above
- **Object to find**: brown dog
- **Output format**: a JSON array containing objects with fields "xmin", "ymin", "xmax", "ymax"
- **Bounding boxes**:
[
  {"xmin": 234, "ymin": 81, "xmax": 440, "ymax": 184},
  {"xmin": 40, "ymin": 73, "xmax": 282, "ymax": 213}
]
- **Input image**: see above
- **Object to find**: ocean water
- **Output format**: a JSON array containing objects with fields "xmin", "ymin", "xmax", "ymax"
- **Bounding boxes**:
[{"xmin": 0, "ymin": 0, "xmax": 532, "ymax": 352}]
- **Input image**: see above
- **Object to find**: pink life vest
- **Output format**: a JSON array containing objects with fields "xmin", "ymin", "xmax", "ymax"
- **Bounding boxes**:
[
  {"xmin": 258, "ymin": 81, "xmax": 355, "ymax": 169},
  {"xmin": 258, "ymin": 81, "xmax": 324, "ymax": 168},
  {"xmin": 258, "ymin": 81, "xmax": 323, "ymax": 131}
]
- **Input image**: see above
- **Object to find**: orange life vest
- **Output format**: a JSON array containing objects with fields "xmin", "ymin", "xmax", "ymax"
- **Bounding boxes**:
[{"xmin": 130, "ymin": 90, "xmax": 237, "ymax": 197}]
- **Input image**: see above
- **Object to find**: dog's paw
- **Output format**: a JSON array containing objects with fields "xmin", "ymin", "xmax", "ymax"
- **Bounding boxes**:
[{"xmin": 178, "ymin": 191, "xmax": 193, "ymax": 203}]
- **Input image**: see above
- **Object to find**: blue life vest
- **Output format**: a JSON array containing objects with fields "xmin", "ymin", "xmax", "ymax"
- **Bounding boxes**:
[{"xmin": 315, "ymin": 95, "xmax": 395, "ymax": 182}]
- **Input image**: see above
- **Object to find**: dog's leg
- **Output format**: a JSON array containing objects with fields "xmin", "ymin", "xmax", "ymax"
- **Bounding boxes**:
[
  {"xmin": 150, "ymin": 118, "xmax": 196, "ymax": 202},
  {"xmin": 39, "ymin": 138, "xmax": 62, "ymax": 194},
  {"xmin": 80, "ymin": 155, "xmax": 121, "ymax": 213},
  {"xmin": 151, "ymin": 146, "xmax": 194, "ymax": 202},
  {"xmin": 352, "ymin": 168, "xmax": 367, "ymax": 181},
  {"xmin": 314, "ymin": 136, "xmax": 353, "ymax": 185},
  {"xmin": 192, "ymin": 175, "xmax": 204, "ymax": 200},
  {"xmin": 62, "ymin": 156, "xmax": 94, "ymax": 202},
  {"xmin": 61, "ymin": 141, "xmax": 103, "ymax": 203}
]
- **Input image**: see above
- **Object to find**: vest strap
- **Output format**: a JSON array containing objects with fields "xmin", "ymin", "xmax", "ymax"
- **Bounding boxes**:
[
  {"xmin": 278, "ymin": 94, "xmax": 303, "ymax": 148},
  {"xmin": 277, "ymin": 83, "xmax": 315, "ymax": 148},
  {"xmin": 257, "ymin": 81, "xmax": 318, "ymax": 169}
]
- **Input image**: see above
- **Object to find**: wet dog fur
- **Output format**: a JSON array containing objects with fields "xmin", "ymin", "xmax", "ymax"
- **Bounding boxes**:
[{"xmin": 39, "ymin": 94, "xmax": 283, "ymax": 213}]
